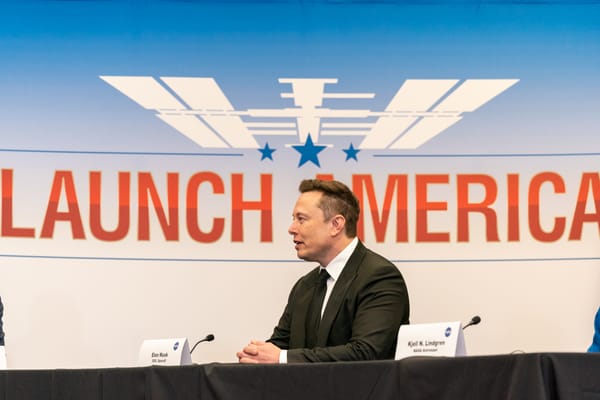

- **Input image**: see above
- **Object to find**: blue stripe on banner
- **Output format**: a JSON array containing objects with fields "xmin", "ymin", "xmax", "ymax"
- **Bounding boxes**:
[{"xmin": 0, "ymin": 253, "xmax": 598, "ymax": 263}]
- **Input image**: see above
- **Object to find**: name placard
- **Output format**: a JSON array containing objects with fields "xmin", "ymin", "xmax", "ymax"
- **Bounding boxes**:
[
  {"xmin": 395, "ymin": 322, "xmax": 466, "ymax": 360},
  {"xmin": 138, "ymin": 338, "xmax": 192, "ymax": 366},
  {"xmin": 0, "ymin": 346, "xmax": 6, "ymax": 369}
]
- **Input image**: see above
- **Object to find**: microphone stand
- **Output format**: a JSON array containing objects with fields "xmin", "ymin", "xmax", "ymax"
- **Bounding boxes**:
[{"xmin": 190, "ymin": 334, "xmax": 215, "ymax": 354}]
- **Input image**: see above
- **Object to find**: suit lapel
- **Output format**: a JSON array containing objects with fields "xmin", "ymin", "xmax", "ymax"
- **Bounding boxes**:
[
  {"xmin": 290, "ymin": 267, "xmax": 321, "ymax": 348},
  {"xmin": 316, "ymin": 241, "xmax": 366, "ymax": 346}
]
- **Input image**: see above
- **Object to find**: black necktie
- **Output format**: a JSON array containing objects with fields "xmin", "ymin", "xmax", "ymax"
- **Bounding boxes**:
[{"xmin": 305, "ymin": 269, "xmax": 330, "ymax": 348}]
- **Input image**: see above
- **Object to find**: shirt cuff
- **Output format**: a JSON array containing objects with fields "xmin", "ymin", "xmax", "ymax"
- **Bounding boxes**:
[{"xmin": 279, "ymin": 349, "xmax": 288, "ymax": 364}]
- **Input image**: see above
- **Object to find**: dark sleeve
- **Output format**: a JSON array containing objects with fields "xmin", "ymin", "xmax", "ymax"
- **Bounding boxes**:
[
  {"xmin": 288, "ymin": 261, "xmax": 409, "ymax": 363},
  {"xmin": 267, "ymin": 279, "xmax": 303, "ymax": 350},
  {"xmin": 0, "ymin": 297, "xmax": 4, "ymax": 346}
]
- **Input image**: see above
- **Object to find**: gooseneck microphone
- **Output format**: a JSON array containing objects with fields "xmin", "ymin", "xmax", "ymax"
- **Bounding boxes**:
[
  {"xmin": 190, "ymin": 334, "xmax": 215, "ymax": 354},
  {"xmin": 462, "ymin": 315, "xmax": 481, "ymax": 330}
]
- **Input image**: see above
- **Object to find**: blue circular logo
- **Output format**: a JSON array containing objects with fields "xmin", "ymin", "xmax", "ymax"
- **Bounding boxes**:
[
  {"xmin": 445, "ymin": 327, "xmax": 452, "ymax": 337},
  {"xmin": 173, "ymin": 341, "xmax": 180, "ymax": 351}
]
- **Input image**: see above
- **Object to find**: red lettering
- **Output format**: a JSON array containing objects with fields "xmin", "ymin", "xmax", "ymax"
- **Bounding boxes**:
[
  {"xmin": 186, "ymin": 172, "xmax": 225, "ymax": 243},
  {"xmin": 40, "ymin": 171, "xmax": 85, "ymax": 239},
  {"xmin": 569, "ymin": 172, "xmax": 600, "ymax": 240},
  {"xmin": 3, "ymin": 169, "xmax": 597, "ymax": 247},
  {"xmin": 416, "ymin": 175, "xmax": 449, "ymax": 242},
  {"xmin": 89, "ymin": 171, "xmax": 131, "ymax": 241},
  {"xmin": 507, "ymin": 174, "xmax": 520, "ymax": 241},
  {"xmin": 353, "ymin": 174, "xmax": 408, "ymax": 242},
  {"xmin": 315, "ymin": 174, "xmax": 334, "ymax": 181},
  {"xmin": 456, "ymin": 174, "xmax": 499, "ymax": 242},
  {"xmin": 529, "ymin": 172, "xmax": 565, "ymax": 242},
  {"xmin": 1, "ymin": 169, "xmax": 35, "ymax": 237},
  {"xmin": 138, "ymin": 173, "xmax": 179, "ymax": 241},
  {"xmin": 231, "ymin": 174, "xmax": 273, "ymax": 242}
]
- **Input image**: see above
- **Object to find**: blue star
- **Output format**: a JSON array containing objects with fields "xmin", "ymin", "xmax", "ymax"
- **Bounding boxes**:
[
  {"xmin": 292, "ymin": 134, "xmax": 327, "ymax": 167},
  {"xmin": 343, "ymin": 143, "xmax": 360, "ymax": 161},
  {"xmin": 258, "ymin": 143, "xmax": 276, "ymax": 161}
]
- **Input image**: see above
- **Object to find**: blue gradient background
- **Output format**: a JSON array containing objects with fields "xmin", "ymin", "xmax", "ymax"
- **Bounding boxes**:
[{"xmin": 1, "ymin": 2, "xmax": 598, "ymax": 154}]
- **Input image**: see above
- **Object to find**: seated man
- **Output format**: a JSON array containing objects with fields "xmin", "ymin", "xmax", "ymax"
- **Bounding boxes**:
[
  {"xmin": 589, "ymin": 307, "xmax": 600, "ymax": 352},
  {"xmin": 237, "ymin": 179, "xmax": 410, "ymax": 363},
  {"xmin": 0, "ymin": 296, "xmax": 4, "ymax": 346}
]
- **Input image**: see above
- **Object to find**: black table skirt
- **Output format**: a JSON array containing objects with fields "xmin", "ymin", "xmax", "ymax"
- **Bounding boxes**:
[{"xmin": 1, "ymin": 353, "xmax": 599, "ymax": 400}]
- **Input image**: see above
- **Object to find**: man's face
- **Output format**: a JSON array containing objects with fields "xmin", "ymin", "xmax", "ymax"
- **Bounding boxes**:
[{"xmin": 288, "ymin": 191, "xmax": 334, "ymax": 266}]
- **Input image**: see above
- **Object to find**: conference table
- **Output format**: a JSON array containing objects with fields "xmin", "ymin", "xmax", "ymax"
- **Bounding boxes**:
[{"xmin": 0, "ymin": 353, "xmax": 599, "ymax": 399}]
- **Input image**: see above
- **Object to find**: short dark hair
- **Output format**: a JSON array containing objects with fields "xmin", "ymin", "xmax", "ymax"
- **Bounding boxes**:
[{"xmin": 298, "ymin": 179, "xmax": 360, "ymax": 237}]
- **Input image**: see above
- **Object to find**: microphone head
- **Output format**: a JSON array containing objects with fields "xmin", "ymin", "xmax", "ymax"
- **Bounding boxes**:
[
  {"xmin": 206, "ymin": 334, "xmax": 215, "ymax": 342},
  {"xmin": 463, "ymin": 315, "xmax": 482, "ymax": 330}
]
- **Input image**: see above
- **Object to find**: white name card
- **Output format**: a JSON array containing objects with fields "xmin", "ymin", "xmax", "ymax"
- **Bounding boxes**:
[
  {"xmin": 0, "ymin": 346, "xmax": 6, "ymax": 369},
  {"xmin": 395, "ymin": 321, "xmax": 466, "ymax": 360},
  {"xmin": 138, "ymin": 338, "xmax": 192, "ymax": 366}
]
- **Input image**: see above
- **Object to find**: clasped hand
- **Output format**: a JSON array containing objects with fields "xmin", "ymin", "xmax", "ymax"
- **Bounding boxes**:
[{"xmin": 236, "ymin": 340, "xmax": 281, "ymax": 364}]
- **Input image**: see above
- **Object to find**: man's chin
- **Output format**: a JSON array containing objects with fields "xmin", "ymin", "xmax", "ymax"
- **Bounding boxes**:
[
  {"xmin": 295, "ymin": 252, "xmax": 306, "ymax": 260},
  {"xmin": 295, "ymin": 252, "xmax": 314, "ymax": 262}
]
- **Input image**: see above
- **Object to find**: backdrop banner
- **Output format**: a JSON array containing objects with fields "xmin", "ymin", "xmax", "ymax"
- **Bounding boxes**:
[{"xmin": 0, "ymin": 1, "xmax": 598, "ymax": 368}]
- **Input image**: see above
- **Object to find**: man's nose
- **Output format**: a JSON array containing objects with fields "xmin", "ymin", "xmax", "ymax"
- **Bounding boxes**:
[{"xmin": 288, "ymin": 221, "xmax": 297, "ymax": 235}]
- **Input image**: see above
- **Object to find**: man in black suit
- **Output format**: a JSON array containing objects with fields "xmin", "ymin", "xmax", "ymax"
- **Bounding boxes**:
[{"xmin": 237, "ymin": 179, "xmax": 409, "ymax": 363}]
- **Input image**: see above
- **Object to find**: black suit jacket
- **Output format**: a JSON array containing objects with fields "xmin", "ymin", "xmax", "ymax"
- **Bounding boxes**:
[
  {"xmin": 0, "ymin": 296, "xmax": 4, "ymax": 346},
  {"xmin": 268, "ymin": 241, "xmax": 409, "ymax": 362}
]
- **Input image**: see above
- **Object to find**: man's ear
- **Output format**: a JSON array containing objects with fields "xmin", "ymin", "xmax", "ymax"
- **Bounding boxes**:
[{"xmin": 330, "ymin": 215, "xmax": 346, "ymax": 236}]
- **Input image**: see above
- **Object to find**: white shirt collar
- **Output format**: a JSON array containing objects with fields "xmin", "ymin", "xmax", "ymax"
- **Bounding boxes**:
[{"xmin": 321, "ymin": 237, "xmax": 358, "ymax": 282}]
